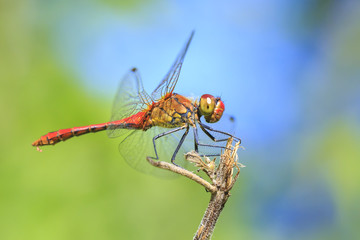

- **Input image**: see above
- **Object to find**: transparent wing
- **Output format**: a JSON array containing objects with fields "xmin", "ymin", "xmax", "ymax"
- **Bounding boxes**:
[
  {"xmin": 116, "ymin": 117, "xmax": 237, "ymax": 177},
  {"xmin": 209, "ymin": 113, "xmax": 238, "ymax": 136},
  {"xmin": 107, "ymin": 68, "xmax": 153, "ymax": 138},
  {"xmin": 151, "ymin": 31, "xmax": 194, "ymax": 101},
  {"xmin": 118, "ymin": 126, "xmax": 193, "ymax": 178}
]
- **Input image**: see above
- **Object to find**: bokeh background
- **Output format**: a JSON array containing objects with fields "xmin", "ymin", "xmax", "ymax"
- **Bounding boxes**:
[{"xmin": 1, "ymin": 0, "xmax": 360, "ymax": 239}]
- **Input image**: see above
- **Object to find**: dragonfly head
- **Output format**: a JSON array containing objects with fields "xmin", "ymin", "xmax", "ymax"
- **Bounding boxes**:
[{"xmin": 199, "ymin": 94, "xmax": 225, "ymax": 123}]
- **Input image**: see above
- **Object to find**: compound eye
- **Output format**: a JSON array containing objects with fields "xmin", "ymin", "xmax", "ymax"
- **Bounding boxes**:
[
  {"xmin": 204, "ymin": 97, "xmax": 225, "ymax": 123},
  {"xmin": 199, "ymin": 94, "xmax": 215, "ymax": 116}
]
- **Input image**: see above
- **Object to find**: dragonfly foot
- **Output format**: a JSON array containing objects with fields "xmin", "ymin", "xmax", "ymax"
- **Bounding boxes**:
[
  {"xmin": 171, "ymin": 161, "xmax": 185, "ymax": 170},
  {"xmin": 36, "ymin": 147, "xmax": 42, "ymax": 152}
]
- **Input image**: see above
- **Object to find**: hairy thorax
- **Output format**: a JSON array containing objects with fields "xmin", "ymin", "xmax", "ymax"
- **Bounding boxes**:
[{"xmin": 146, "ymin": 93, "xmax": 196, "ymax": 129}]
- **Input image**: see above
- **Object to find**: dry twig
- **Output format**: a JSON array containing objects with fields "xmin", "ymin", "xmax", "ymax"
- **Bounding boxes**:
[{"xmin": 146, "ymin": 137, "xmax": 243, "ymax": 240}]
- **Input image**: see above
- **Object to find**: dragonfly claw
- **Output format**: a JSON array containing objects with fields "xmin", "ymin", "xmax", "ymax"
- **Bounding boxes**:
[{"xmin": 36, "ymin": 147, "xmax": 42, "ymax": 152}]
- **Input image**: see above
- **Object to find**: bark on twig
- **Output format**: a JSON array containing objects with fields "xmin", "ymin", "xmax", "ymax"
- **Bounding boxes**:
[
  {"xmin": 193, "ymin": 138, "xmax": 242, "ymax": 240},
  {"xmin": 146, "ymin": 138, "xmax": 243, "ymax": 240},
  {"xmin": 146, "ymin": 157, "xmax": 216, "ymax": 193}
]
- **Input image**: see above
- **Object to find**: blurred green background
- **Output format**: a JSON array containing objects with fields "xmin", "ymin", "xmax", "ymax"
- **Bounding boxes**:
[{"xmin": 1, "ymin": 0, "xmax": 360, "ymax": 239}]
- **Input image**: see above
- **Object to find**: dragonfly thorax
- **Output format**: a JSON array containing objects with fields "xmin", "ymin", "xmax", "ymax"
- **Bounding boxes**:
[{"xmin": 147, "ymin": 93, "xmax": 196, "ymax": 129}]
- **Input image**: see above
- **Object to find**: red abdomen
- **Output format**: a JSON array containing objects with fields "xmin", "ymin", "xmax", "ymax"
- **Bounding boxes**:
[{"xmin": 32, "ymin": 111, "xmax": 147, "ymax": 148}]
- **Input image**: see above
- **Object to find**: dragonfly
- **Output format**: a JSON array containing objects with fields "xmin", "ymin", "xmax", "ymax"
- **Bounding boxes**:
[{"xmin": 32, "ymin": 31, "xmax": 241, "ymax": 174}]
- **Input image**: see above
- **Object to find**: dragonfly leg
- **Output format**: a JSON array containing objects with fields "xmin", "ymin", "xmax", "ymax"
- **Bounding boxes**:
[
  {"xmin": 198, "ymin": 124, "xmax": 234, "ymax": 143},
  {"xmin": 193, "ymin": 125, "xmax": 228, "ymax": 151},
  {"xmin": 170, "ymin": 126, "xmax": 190, "ymax": 166},
  {"xmin": 198, "ymin": 121, "xmax": 241, "ymax": 143},
  {"xmin": 151, "ymin": 125, "xmax": 187, "ymax": 162}
]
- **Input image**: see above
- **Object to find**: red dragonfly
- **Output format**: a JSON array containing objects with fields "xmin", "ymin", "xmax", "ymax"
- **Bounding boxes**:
[{"xmin": 32, "ymin": 32, "xmax": 240, "ymax": 174}]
